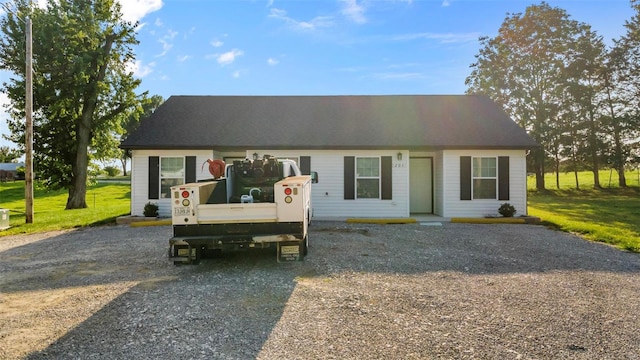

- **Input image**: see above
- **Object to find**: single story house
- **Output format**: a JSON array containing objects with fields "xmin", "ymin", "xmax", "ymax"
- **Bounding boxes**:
[{"xmin": 120, "ymin": 95, "xmax": 538, "ymax": 219}]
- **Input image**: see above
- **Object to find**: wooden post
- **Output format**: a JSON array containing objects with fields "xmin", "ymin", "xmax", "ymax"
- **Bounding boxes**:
[{"xmin": 25, "ymin": 17, "xmax": 33, "ymax": 223}]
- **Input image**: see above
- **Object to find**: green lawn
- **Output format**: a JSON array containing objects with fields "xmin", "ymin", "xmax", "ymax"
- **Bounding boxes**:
[
  {"xmin": 0, "ymin": 180, "xmax": 130, "ymax": 236},
  {"xmin": 528, "ymin": 170, "xmax": 640, "ymax": 252}
]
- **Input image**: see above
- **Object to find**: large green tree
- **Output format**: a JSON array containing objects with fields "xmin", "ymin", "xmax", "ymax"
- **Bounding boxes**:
[
  {"xmin": 466, "ymin": 2, "xmax": 586, "ymax": 190},
  {"xmin": 0, "ymin": 0, "xmax": 143, "ymax": 209},
  {"xmin": 604, "ymin": 0, "xmax": 640, "ymax": 187},
  {"xmin": 563, "ymin": 26, "xmax": 608, "ymax": 188}
]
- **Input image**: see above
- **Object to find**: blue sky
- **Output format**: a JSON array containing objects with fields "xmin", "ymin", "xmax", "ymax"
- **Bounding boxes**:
[{"xmin": 0, "ymin": 0, "xmax": 636, "ymax": 148}]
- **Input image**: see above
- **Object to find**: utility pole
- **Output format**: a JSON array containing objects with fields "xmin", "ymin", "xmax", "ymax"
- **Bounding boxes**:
[{"xmin": 25, "ymin": 16, "xmax": 33, "ymax": 223}]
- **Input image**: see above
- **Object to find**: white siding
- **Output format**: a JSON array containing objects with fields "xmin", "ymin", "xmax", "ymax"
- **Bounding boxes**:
[
  {"xmin": 255, "ymin": 150, "xmax": 410, "ymax": 219},
  {"xmin": 434, "ymin": 151, "xmax": 444, "ymax": 216},
  {"xmin": 440, "ymin": 149, "xmax": 528, "ymax": 218},
  {"xmin": 130, "ymin": 149, "xmax": 214, "ymax": 217},
  {"xmin": 129, "ymin": 148, "xmax": 529, "ymax": 219}
]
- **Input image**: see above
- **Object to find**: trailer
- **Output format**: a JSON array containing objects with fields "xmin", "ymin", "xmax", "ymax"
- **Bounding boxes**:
[{"xmin": 168, "ymin": 156, "xmax": 313, "ymax": 264}]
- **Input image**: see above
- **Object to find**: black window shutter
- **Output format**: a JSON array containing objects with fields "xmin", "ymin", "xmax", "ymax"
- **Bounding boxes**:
[
  {"xmin": 185, "ymin": 156, "xmax": 196, "ymax": 183},
  {"xmin": 498, "ymin": 156, "xmax": 510, "ymax": 201},
  {"xmin": 344, "ymin": 156, "xmax": 355, "ymax": 200},
  {"xmin": 381, "ymin": 156, "xmax": 392, "ymax": 200},
  {"xmin": 148, "ymin": 156, "xmax": 159, "ymax": 200},
  {"xmin": 300, "ymin": 156, "xmax": 311, "ymax": 175},
  {"xmin": 460, "ymin": 156, "xmax": 472, "ymax": 200}
]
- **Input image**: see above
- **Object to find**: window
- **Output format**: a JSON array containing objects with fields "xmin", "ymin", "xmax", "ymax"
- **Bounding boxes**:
[
  {"xmin": 160, "ymin": 157, "xmax": 184, "ymax": 199},
  {"xmin": 356, "ymin": 157, "xmax": 380, "ymax": 199},
  {"xmin": 472, "ymin": 157, "xmax": 497, "ymax": 199}
]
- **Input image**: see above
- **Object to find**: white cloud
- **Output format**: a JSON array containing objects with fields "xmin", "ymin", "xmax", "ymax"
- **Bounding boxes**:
[
  {"xmin": 391, "ymin": 32, "xmax": 480, "ymax": 44},
  {"xmin": 216, "ymin": 49, "xmax": 244, "ymax": 66},
  {"xmin": 340, "ymin": 0, "xmax": 366, "ymax": 24},
  {"xmin": 370, "ymin": 72, "xmax": 427, "ymax": 80},
  {"xmin": 268, "ymin": 8, "xmax": 333, "ymax": 31},
  {"xmin": 211, "ymin": 40, "xmax": 224, "ymax": 48},
  {"xmin": 177, "ymin": 55, "xmax": 191, "ymax": 62},
  {"xmin": 442, "ymin": 0, "xmax": 451, "ymax": 7},
  {"xmin": 165, "ymin": 29, "xmax": 178, "ymax": 40},
  {"xmin": 126, "ymin": 60, "xmax": 154, "ymax": 78},
  {"xmin": 232, "ymin": 71, "xmax": 241, "ymax": 78},
  {"xmin": 156, "ymin": 39, "xmax": 173, "ymax": 57},
  {"xmin": 155, "ymin": 29, "xmax": 178, "ymax": 57},
  {"xmin": 267, "ymin": 58, "xmax": 279, "ymax": 66},
  {"xmin": 118, "ymin": 0, "xmax": 163, "ymax": 23},
  {"xmin": 154, "ymin": 18, "xmax": 163, "ymax": 27}
]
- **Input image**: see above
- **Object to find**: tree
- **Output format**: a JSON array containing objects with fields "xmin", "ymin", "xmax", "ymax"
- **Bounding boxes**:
[
  {"xmin": 0, "ymin": 146, "xmax": 21, "ymax": 163},
  {"xmin": 604, "ymin": 0, "xmax": 640, "ymax": 187},
  {"xmin": 466, "ymin": 2, "xmax": 586, "ymax": 190},
  {"xmin": 564, "ymin": 26, "xmax": 608, "ymax": 188},
  {"xmin": 0, "ymin": 0, "xmax": 143, "ymax": 209}
]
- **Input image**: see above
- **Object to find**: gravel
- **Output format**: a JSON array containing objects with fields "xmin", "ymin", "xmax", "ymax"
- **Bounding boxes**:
[{"xmin": 1, "ymin": 222, "xmax": 639, "ymax": 359}]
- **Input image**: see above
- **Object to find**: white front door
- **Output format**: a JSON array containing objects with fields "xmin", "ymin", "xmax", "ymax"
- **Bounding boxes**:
[{"xmin": 410, "ymin": 157, "xmax": 433, "ymax": 213}]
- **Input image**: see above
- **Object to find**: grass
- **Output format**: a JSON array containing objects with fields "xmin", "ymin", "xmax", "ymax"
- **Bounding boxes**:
[
  {"xmin": 0, "ymin": 180, "xmax": 130, "ymax": 236},
  {"xmin": 528, "ymin": 170, "xmax": 640, "ymax": 252}
]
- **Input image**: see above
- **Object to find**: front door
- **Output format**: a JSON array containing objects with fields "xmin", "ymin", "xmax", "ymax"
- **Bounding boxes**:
[{"xmin": 410, "ymin": 157, "xmax": 433, "ymax": 213}]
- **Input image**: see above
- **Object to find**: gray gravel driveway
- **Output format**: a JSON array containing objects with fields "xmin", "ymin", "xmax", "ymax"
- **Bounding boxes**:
[{"xmin": 1, "ymin": 222, "xmax": 639, "ymax": 359}]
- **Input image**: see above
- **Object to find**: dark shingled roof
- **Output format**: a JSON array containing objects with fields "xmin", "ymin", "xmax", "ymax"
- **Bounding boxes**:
[{"xmin": 121, "ymin": 95, "xmax": 539, "ymax": 150}]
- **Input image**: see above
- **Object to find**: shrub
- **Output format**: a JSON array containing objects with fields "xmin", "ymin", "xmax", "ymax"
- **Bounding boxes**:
[
  {"xmin": 143, "ymin": 202, "xmax": 159, "ymax": 217},
  {"xmin": 498, "ymin": 202, "xmax": 517, "ymax": 217},
  {"xmin": 103, "ymin": 166, "xmax": 120, "ymax": 177}
]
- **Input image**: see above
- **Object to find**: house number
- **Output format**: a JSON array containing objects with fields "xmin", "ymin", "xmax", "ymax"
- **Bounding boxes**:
[{"xmin": 394, "ymin": 163, "xmax": 406, "ymax": 168}]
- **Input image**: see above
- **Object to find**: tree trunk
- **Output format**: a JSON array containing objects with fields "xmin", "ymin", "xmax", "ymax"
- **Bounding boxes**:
[
  {"xmin": 591, "ymin": 144, "xmax": 601, "ymax": 189},
  {"xmin": 66, "ymin": 121, "xmax": 91, "ymax": 209},
  {"xmin": 617, "ymin": 165, "xmax": 627, "ymax": 187},
  {"xmin": 572, "ymin": 150, "xmax": 580, "ymax": 190},
  {"xmin": 120, "ymin": 157, "xmax": 128, "ymax": 177},
  {"xmin": 613, "ymin": 128, "xmax": 627, "ymax": 187},
  {"xmin": 592, "ymin": 166, "xmax": 601, "ymax": 189},
  {"xmin": 604, "ymin": 86, "xmax": 626, "ymax": 188},
  {"xmin": 555, "ymin": 156, "xmax": 560, "ymax": 189},
  {"xmin": 534, "ymin": 149, "xmax": 546, "ymax": 190}
]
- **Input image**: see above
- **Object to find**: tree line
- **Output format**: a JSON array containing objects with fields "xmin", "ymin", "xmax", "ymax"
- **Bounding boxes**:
[{"xmin": 466, "ymin": 1, "xmax": 640, "ymax": 190}]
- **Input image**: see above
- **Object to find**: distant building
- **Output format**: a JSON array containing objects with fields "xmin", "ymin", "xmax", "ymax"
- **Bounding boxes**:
[{"xmin": 0, "ymin": 162, "xmax": 25, "ymax": 181}]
